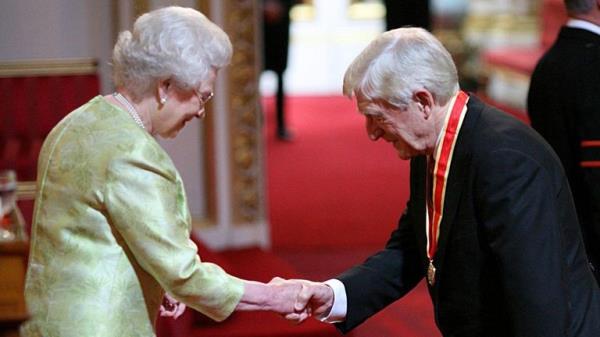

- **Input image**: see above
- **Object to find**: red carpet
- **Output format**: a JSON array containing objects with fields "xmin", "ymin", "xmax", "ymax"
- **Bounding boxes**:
[
  {"xmin": 264, "ymin": 95, "xmax": 441, "ymax": 337},
  {"xmin": 265, "ymin": 95, "xmax": 410, "ymax": 249}
]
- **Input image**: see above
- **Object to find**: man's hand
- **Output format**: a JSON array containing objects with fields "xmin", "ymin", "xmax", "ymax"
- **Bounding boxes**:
[
  {"xmin": 235, "ymin": 277, "xmax": 334, "ymax": 324},
  {"xmin": 236, "ymin": 278, "xmax": 308, "ymax": 323},
  {"xmin": 159, "ymin": 293, "xmax": 186, "ymax": 319},
  {"xmin": 285, "ymin": 279, "xmax": 334, "ymax": 322},
  {"xmin": 266, "ymin": 277, "xmax": 311, "ymax": 323}
]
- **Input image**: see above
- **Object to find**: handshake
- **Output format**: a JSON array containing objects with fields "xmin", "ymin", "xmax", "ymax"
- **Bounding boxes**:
[
  {"xmin": 239, "ymin": 277, "xmax": 337, "ymax": 324},
  {"xmin": 159, "ymin": 278, "xmax": 337, "ymax": 324}
]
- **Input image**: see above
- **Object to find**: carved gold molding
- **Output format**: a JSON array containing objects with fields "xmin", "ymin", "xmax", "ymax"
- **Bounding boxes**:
[
  {"xmin": 133, "ymin": 0, "xmax": 150, "ymax": 19},
  {"xmin": 224, "ymin": 0, "xmax": 264, "ymax": 224},
  {"xmin": 197, "ymin": 0, "xmax": 209, "ymax": 14},
  {"xmin": 0, "ymin": 58, "xmax": 98, "ymax": 78}
]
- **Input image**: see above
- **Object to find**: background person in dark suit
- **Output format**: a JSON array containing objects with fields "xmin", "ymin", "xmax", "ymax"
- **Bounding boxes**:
[
  {"xmin": 262, "ymin": 0, "xmax": 297, "ymax": 140},
  {"xmin": 527, "ymin": 0, "xmax": 600, "ymax": 285},
  {"xmin": 283, "ymin": 27, "xmax": 600, "ymax": 336},
  {"xmin": 384, "ymin": 0, "xmax": 431, "ymax": 31}
]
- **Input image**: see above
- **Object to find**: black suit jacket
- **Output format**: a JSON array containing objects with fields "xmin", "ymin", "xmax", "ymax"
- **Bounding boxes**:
[
  {"xmin": 336, "ymin": 96, "xmax": 600, "ymax": 337},
  {"xmin": 527, "ymin": 26, "xmax": 600, "ymax": 283}
]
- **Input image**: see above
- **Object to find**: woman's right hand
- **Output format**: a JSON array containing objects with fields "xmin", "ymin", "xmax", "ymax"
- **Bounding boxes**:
[{"xmin": 160, "ymin": 293, "xmax": 186, "ymax": 319}]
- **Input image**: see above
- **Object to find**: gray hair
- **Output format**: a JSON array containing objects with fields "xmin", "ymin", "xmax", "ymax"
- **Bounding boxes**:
[
  {"xmin": 112, "ymin": 6, "xmax": 232, "ymax": 99},
  {"xmin": 564, "ymin": 0, "xmax": 595, "ymax": 14},
  {"xmin": 343, "ymin": 27, "xmax": 458, "ymax": 109}
]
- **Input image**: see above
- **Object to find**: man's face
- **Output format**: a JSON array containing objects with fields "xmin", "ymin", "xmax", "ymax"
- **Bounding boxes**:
[{"xmin": 358, "ymin": 95, "xmax": 434, "ymax": 160}]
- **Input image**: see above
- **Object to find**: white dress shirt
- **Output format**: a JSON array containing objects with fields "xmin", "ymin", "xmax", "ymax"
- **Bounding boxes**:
[
  {"xmin": 566, "ymin": 19, "xmax": 600, "ymax": 36},
  {"xmin": 319, "ymin": 279, "xmax": 347, "ymax": 322}
]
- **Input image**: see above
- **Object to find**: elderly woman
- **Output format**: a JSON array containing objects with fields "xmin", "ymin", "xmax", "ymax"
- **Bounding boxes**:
[{"xmin": 22, "ymin": 6, "xmax": 303, "ymax": 337}]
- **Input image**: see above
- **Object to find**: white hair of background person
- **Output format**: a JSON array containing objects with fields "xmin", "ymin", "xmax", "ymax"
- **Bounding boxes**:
[
  {"xmin": 343, "ymin": 27, "xmax": 459, "ymax": 110},
  {"xmin": 565, "ymin": 0, "xmax": 596, "ymax": 15},
  {"xmin": 111, "ymin": 6, "xmax": 232, "ymax": 100}
]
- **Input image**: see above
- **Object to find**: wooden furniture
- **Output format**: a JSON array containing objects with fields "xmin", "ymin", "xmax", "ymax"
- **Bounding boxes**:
[{"xmin": 0, "ymin": 241, "xmax": 28, "ymax": 337}]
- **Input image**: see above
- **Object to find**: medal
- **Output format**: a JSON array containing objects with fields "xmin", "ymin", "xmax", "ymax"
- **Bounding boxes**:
[
  {"xmin": 427, "ymin": 261, "xmax": 436, "ymax": 286},
  {"xmin": 425, "ymin": 91, "xmax": 469, "ymax": 287}
]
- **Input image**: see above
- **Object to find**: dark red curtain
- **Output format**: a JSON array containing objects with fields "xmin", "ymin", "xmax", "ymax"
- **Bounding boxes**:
[{"xmin": 0, "ymin": 73, "xmax": 99, "ymax": 229}]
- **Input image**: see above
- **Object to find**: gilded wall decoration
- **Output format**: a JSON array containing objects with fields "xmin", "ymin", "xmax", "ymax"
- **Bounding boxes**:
[
  {"xmin": 133, "ymin": 0, "xmax": 150, "ymax": 19},
  {"xmin": 224, "ymin": 0, "xmax": 264, "ymax": 224}
]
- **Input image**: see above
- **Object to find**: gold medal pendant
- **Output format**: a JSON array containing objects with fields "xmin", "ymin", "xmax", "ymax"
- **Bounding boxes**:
[{"xmin": 427, "ymin": 261, "xmax": 436, "ymax": 286}]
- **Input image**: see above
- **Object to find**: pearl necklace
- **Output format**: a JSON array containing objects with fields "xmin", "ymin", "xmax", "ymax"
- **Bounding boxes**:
[{"xmin": 113, "ymin": 92, "xmax": 145, "ymax": 129}]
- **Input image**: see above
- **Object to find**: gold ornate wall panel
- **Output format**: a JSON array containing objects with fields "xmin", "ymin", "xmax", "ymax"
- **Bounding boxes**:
[
  {"xmin": 133, "ymin": 0, "xmax": 150, "ymax": 19},
  {"xmin": 197, "ymin": 0, "xmax": 209, "ymax": 13},
  {"xmin": 0, "ymin": 58, "xmax": 98, "ymax": 77},
  {"xmin": 223, "ymin": 0, "xmax": 264, "ymax": 224}
]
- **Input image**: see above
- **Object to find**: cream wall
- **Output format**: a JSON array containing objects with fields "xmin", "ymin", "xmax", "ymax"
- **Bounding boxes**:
[
  {"xmin": 0, "ymin": 0, "xmax": 114, "ymax": 93},
  {"xmin": 261, "ymin": 0, "xmax": 385, "ymax": 96},
  {"xmin": 259, "ymin": 0, "xmax": 481, "ymax": 96}
]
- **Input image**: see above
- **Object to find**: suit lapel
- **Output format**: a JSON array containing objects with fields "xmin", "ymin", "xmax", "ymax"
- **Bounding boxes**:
[{"xmin": 412, "ymin": 156, "xmax": 429, "ymax": 261}]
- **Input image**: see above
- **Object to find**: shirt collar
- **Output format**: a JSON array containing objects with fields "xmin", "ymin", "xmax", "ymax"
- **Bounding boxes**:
[{"xmin": 567, "ymin": 19, "xmax": 600, "ymax": 36}]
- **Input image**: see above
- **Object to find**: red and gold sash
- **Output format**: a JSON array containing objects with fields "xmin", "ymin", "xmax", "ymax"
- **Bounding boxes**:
[{"xmin": 426, "ymin": 90, "xmax": 469, "ymax": 285}]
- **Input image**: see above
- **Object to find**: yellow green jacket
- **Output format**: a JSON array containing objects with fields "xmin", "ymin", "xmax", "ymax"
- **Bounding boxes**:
[{"xmin": 22, "ymin": 96, "xmax": 243, "ymax": 337}]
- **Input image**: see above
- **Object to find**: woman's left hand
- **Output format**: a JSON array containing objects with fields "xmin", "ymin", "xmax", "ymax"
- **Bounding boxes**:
[{"xmin": 160, "ymin": 293, "xmax": 186, "ymax": 319}]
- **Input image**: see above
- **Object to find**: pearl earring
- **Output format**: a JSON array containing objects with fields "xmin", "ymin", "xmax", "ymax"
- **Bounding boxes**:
[{"xmin": 160, "ymin": 97, "xmax": 167, "ymax": 105}]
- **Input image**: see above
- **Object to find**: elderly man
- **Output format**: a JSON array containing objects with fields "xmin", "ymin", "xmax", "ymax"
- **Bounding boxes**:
[{"xmin": 289, "ymin": 28, "xmax": 600, "ymax": 337}]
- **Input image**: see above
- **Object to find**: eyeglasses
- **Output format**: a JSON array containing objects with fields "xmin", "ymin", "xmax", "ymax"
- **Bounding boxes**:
[{"xmin": 195, "ymin": 90, "xmax": 214, "ymax": 106}]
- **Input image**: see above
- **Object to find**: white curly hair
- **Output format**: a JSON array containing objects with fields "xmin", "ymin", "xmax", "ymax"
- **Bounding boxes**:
[
  {"xmin": 343, "ymin": 27, "xmax": 459, "ymax": 109},
  {"xmin": 112, "ymin": 6, "xmax": 232, "ymax": 99}
]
